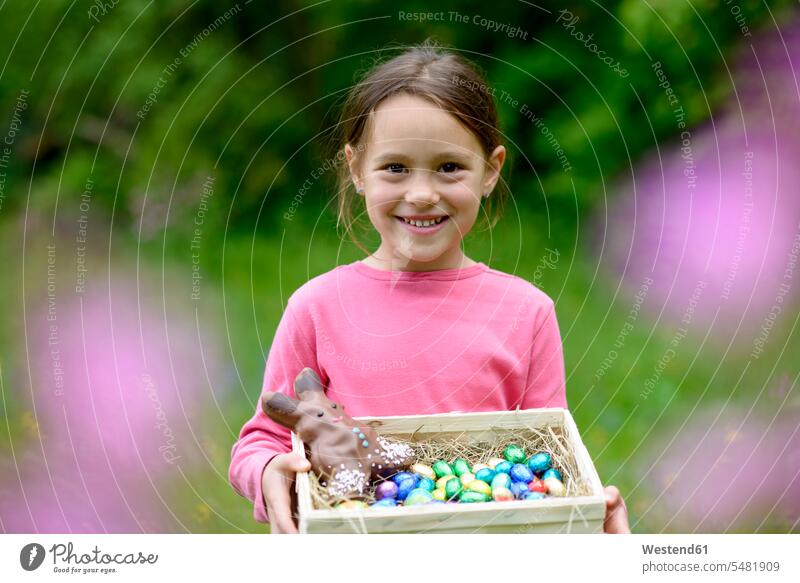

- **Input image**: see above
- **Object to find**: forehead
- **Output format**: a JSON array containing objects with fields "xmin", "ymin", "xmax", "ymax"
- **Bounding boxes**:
[{"xmin": 366, "ymin": 93, "xmax": 482, "ymax": 156}]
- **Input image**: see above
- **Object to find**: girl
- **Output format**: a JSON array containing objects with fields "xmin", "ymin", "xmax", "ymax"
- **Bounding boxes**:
[{"xmin": 229, "ymin": 40, "xmax": 629, "ymax": 534}]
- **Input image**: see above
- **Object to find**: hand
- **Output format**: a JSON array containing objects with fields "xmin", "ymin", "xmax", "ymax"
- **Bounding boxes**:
[
  {"xmin": 603, "ymin": 485, "xmax": 631, "ymax": 534},
  {"xmin": 261, "ymin": 452, "xmax": 311, "ymax": 534}
]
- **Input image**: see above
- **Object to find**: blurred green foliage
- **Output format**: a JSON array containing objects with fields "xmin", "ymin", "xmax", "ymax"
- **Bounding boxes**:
[{"xmin": 1, "ymin": 0, "xmax": 794, "ymax": 235}]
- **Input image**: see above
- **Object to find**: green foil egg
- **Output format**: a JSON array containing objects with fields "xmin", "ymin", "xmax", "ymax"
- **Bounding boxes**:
[
  {"xmin": 503, "ymin": 443, "xmax": 527, "ymax": 464},
  {"xmin": 466, "ymin": 480, "xmax": 492, "ymax": 497},
  {"xmin": 436, "ymin": 475, "xmax": 454, "ymax": 490},
  {"xmin": 444, "ymin": 477, "xmax": 463, "ymax": 500},
  {"xmin": 452, "ymin": 458, "xmax": 472, "ymax": 477},
  {"xmin": 459, "ymin": 491, "xmax": 490, "ymax": 503},
  {"xmin": 432, "ymin": 460, "xmax": 455, "ymax": 479},
  {"xmin": 404, "ymin": 488, "xmax": 434, "ymax": 506}
]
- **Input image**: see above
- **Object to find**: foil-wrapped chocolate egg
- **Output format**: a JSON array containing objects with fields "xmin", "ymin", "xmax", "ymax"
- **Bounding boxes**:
[
  {"xmin": 475, "ymin": 468, "xmax": 496, "ymax": 484},
  {"xmin": 436, "ymin": 475, "xmax": 454, "ymax": 490},
  {"xmin": 452, "ymin": 458, "xmax": 472, "ymax": 477},
  {"xmin": 371, "ymin": 498, "xmax": 397, "ymax": 507},
  {"xmin": 375, "ymin": 480, "xmax": 399, "ymax": 500},
  {"xmin": 544, "ymin": 477, "xmax": 565, "ymax": 497},
  {"xmin": 492, "ymin": 487, "xmax": 515, "ymax": 502},
  {"xmin": 503, "ymin": 443, "xmax": 527, "ymax": 464},
  {"xmin": 459, "ymin": 491, "xmax": 491, "ymax": 503},
  {"xmin": 494, "ymin": 461, "xmax": 513, "ymax": 474},
  {"xmin": 510, "ymin": 464, "xmax": 534, "ymax": 483},
  {"xmin": 528, "ymin": 477, "xmax": 547, "ymax": 493},
  {"xmin": 392, "ymin": 471, "xmax": 418, "ymax": 486},
  {"xmin": 472, "ymin": 463, "xmax": 491, "ymax": 474},
  {"xmin": 523, "ymin": 492, "xmax": 546, "ymax": 501},
  {"xmin": 510, "ymin": 482, "xmax": 530, "ymax": 499},
  {"xmin": 417, "ymin": 477, "xmax": 435, "ymax": 492},
  {"xmin": 396, "ymin": 477, "xmax": 417, "ymax": 501},
  {"xmin": 491, "ymin": 473, "xmax": 512, "ymax": 491},
  {"xmin": 527, "ymin": 452, "xmax": 552, "ymax": 476},
  {"xmin": 336, "ymin": 500, "xmax": 368, "ymax": 509},
  {"xmin": 432, "ymin": 488, "xmax": 446, "ymax": 501},
  {"xmin": 487, "ymin": 457, "xmax": 506, "ymax": 469},
  {"xmin": 411, "ymin": 463, "xmax": 436, "ymax": 481},
  {"xmin": 459, "ymin": 472, "xmax": 475, "ymax": 486},
  {"xmin": 432, "ymin": 460, "xmax": 455, "ymax": 479},
  {"xmin": 542, "ymin": 468, "xmax": 562, "ymax": 482},
  {"xmin": 465, "ymin": 480, "xmax": 492, "ymax": 497},
  {"xmin": 404, "ymin": 488, "xmax": 434, "ymax": 506},
  {"xmin": 444, "ymin": 477, "xmax": 463, "ymax": 500}
]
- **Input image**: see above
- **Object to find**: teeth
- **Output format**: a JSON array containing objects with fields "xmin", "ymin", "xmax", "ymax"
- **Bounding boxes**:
[{"xmin": 402, "ymin": 217, "xmax": 445, "ymax": 227}]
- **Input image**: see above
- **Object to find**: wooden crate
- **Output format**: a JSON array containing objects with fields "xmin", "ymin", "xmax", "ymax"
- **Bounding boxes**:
[{"xmin": 291, "ymin": 408, "xmax": 605, "ymax": 534}]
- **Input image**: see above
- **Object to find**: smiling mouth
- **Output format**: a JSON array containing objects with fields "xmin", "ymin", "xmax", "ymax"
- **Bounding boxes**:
[{"xmin": 395, "ymin": 216, "xmax": 449, "ymax": 228}]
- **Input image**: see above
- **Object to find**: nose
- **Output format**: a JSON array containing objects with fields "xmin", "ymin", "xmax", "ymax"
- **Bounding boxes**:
[{"xmin": 404, "ymin": 173, "xmax": 440, "ymax": 207}]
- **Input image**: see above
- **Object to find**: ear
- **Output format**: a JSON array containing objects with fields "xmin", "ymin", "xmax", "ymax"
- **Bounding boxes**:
[
  {"xmin": 262, "ymin": 392, "xmax": 301, "ymax": 428},
  {"xmin": 294, "ymin": 367, "xmax": 326, "ymax": 401},
  {"xmin": 344, "ymin": 143, "xmax": 364, "ymax": 195},
  {"xmin": 483, "ymin": 145, "xmax": 506, "ymax": 195}
]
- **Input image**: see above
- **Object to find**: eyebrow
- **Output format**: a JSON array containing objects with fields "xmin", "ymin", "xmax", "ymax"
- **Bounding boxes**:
[{"xmin": 372, "ymin": 151, "xmax": 473, "ymax": 164}]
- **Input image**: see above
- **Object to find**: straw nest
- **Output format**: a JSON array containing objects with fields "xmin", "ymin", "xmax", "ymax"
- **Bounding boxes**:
[{"xmin": 307, "ymin": 424, "xmax": 594, "ymax": 510}]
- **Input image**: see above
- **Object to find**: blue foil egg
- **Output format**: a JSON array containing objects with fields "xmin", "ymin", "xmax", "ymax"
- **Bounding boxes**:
[
  {"xmin": 475, "ymin": 468, "xmax": 496, "ymax": 484},
  {"xmin": 371, "ymin": 498, "xmax": 397, "ymax": 507},
  {"xmin": 396, "ymin": 477, "xmax": 417, "ymax": 501},
  {"xmin": 523, "ymin": 492, "xmax": 546, "ymax": 501},
  {"xmin": 510, "ymin": 464, "xmax": 534, "ymax": 483},
  {"xmin": 417, "ymin": 477, "xmax": 435, "ymax": 492},
  {"xmin": 510, "ymin": 482, "xmax": 530, "ymax": 499},
  {"xmin": 542, "ymin": 468, "xmax": 562, "ymax": 482},
  {"xmin": 392, "ymin": 472, "xmax": 418, "ymax": 486},
  {"xmin": 374, "ymin": 481, "xmax": 399, "ymax": 500},
  {"xmin": 494, "ymin": 461, "xmax": 513, "ymax": 474},
  {"xmin": 527, "ymin": 452, "xmax": 552, "ymax": 476}
]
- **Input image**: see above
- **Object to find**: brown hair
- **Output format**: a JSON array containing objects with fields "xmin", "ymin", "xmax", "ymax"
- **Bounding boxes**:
[{"xmin": 331, "ymin": 39, "xmax": 509, "ymax": 253}]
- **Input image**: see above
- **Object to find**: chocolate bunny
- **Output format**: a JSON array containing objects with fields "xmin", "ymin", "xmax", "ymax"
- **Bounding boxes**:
[{"xmin": 262, "ymin": 367, "xmax": 416, "ymax": 500}]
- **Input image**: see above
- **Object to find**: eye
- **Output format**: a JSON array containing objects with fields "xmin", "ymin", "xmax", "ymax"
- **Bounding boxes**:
[
  {"xmin": 316, "ymin": 411, "xmax": 324, "ymax": 417},
  {"xmin": 383, "ymin": 163, "xmax": 407, "ymax": 174},
  {"xmin": 439, "ymin": 162, "xmax": 462, "ymax": 173},
  {"xmin": 331, "ymin": 403, "xmax": 337, "ymax": 409}
]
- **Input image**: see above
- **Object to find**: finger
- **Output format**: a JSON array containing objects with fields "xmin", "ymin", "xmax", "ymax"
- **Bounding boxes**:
[
  {"xmin": 266, "ymin": 488, "xmax": 298, "ymax": 534},
  {"xmin": 603, "ymin": 486, "xmax": 631, "ymax": 534}
]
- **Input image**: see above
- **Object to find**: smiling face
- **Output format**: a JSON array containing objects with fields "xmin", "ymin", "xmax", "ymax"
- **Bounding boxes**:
[{"xmin": 346, "ymin": 93, "xmax": 505, "ymax": 271}]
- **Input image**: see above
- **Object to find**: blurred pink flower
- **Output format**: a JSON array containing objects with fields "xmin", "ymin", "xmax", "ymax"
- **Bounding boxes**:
[
  {"xmin": 597, "ymin": 13, "xmax": 800, "ymax": 338},
  {"xmin": 1, "ymin": 266, "xmax": 223, "ymax": 532},
  {"xmin": 641, "ymin": 405, "xmax": 800, "ymax": 532}
]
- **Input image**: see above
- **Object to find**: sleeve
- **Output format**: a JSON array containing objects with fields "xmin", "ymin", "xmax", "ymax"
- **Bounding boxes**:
[
  {"xmin": 519, "ymin": 298, "xmax": 568, "ymax": 410},
  {"xmin": 228, "ymin": 298, "xmax": 323, "ymax": 524}
]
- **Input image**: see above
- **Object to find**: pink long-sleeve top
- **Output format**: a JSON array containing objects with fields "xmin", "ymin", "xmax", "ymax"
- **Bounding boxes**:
[{"xmin": 229, "ymin": 259, "xmax": 568, "ymax": 523}]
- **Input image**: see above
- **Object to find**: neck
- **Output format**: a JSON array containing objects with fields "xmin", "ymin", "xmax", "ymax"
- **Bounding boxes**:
[{"xmin": 364, "ymin": 245, "xmax": 476, "ymax": 272}]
